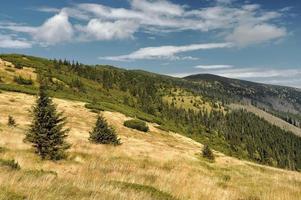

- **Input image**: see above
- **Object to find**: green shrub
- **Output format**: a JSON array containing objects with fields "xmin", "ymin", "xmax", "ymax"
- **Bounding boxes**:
[
  {"xmin": 13, "ymin": 76, "xmax": 33, "ymax": 85},
  {"xmin": 14, "ymin": 63, "xmax": 23, "ymax": 69},
  {"xmin": 124, "ymin": 119, "xmax": 149, "ymax": 132},
  {"xmin": 0, "ymin": 159, "xmax": 21, "ymax": 170}
]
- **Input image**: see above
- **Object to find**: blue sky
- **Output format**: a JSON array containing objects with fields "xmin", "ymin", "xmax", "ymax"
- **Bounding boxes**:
[{"xmin": 0, "ymin": 0, "xmax": 300, "ymax": 88}]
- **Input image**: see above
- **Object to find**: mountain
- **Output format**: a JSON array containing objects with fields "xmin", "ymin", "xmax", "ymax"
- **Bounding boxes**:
[
  {"xmin": 185, "ymin": 73, "xmax": 301, "ymax": 127},
  {"xmin": 1, "ymin": 54, "xmax": 301, "ymax": 171}
]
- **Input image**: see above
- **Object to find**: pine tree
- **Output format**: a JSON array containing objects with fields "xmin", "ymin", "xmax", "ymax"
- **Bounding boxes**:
[
  {"xmin": 89, "ymin": 114, "xmax": 120, "ymax": 145},
  {"xmin": 25, "ymin": 81, "xmax": 70, "ymax": 160},
  {"xmin": 202, "ymin": 145, "xmax": 215, "ymax": 161},
  {"xmin": 8, "ymin": 115, "xmax": 16, "ymax": 127}
]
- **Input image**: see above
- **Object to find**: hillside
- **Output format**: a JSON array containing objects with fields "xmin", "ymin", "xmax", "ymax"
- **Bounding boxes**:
[
  {"xmin": 185, "ymin": 74, "xmax": 301, "ymax": 115},
  {"xmin": 1, "ymin": 54, "xmax": 301, "ymax": 171},
  {"xmin": 0, "ymin": 91, "xmax": 301, "ymax": 200}
]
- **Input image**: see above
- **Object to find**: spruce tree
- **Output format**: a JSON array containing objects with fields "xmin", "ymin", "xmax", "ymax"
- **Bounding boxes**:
[
  {"xmin": 202, "ymin": 145, "xmax": 215, "ymax": 161},
  {"xmin": 8, "ymin": 115, "xmax": 16, "ymax": 127},
  {"xmin": 89, "ymin": 114, "xmax": 120, "ymax": 145},
  {"xmin": 25, "ymin": 81, "xmax": 70, "ymax": 160}
]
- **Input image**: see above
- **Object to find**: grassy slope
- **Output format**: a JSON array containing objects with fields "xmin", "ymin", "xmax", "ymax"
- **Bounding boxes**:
[
  {"xmin": 229, "ymin": 104, "xmax": 301, "ymax": 137},
  {"xmin": 0, "ymin": 91, "xmax": 301, "ymax": 200}
]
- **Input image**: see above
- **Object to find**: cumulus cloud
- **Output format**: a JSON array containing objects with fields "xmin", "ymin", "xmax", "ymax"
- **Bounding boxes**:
[
  {"xmin": 1, "ymin": 11, "xmax": 73, "ymax": 46},
  {"xmin": 99, "ymin": 43, "xmax": 232, "ymax": 61},
  {"xmin": 0, "ymin": 34, "xmax": 32, "ymax": 49},
  {"xmin": 76, "ymin": 19, "xmax": 139, "ymax": 41},
  {"xmin": 32, "ymin": 11, "xmax": 74, "ymax": 45},
  {"xmin": 0, "ymin": 0, "xmax": 289, "ymax": 47}
]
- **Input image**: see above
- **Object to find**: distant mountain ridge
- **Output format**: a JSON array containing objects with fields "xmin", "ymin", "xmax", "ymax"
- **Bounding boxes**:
[{"xmin": 184, "ymin": 73, "xmax": 301, "ymax": 115}]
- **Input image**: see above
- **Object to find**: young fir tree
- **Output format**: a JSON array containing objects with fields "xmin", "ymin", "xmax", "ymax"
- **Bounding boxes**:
[
  {"xmin": 25, "ymin": 81, "xmax": 70, "ymax": 160},
  {"xmin": 89, "ymin": 114, "xmax": 120, "ymax": 145},
  {"xmin": 8, "ymin": 115, "xmax": 16, "ymax": 127},
  {"xmin": 202, "ymin": 145, "xmax": 215, "ymax": 161}
]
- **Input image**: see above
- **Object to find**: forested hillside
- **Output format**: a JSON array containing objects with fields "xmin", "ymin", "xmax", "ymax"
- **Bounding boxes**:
[
  {"xmin": 185, "ymin": 74, "xmax": 301, "ymax": 127},
  {"xmin": 1, "ymin": 54, "xmax": 301, "ymax": 170}
]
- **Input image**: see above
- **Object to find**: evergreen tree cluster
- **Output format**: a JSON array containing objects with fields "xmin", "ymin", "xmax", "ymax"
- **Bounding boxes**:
[
  {"xmin": 47, "ymin": 59, "xmax": 301, "ymax": 170},
  {"xmin": 25, "ymin": 80, "xmax": 121, "ymax": 160}
]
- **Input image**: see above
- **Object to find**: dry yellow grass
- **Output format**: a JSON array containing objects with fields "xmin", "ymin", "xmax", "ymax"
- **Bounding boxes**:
[
  {"xmin": 0, "ymin": 91, "xmax": 301, "ymax": 200},
  {"xmin": 0, "ymin": 58, "xmax": 37, "ymax": 85}
]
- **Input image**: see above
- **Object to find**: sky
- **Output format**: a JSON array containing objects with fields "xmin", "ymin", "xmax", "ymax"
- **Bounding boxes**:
[{"xmin": 0, "ymin": 0, "xmax": 300, "ymax": 88}]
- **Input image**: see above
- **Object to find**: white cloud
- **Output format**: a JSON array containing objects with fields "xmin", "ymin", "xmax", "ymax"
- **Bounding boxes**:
[
  {"xmin": 213, "ymin": 68, "xmax": 301, "ymax": 79},
  {"xmin": 194, "ymin": 64, "xmax": 234, "ymax": 69},
  {"xmin": 33, "ymin": 11, "xmax": 74, "ymax": 45},
  {"xmin": 226, "ymin": 23, "xmax": 287, "ymax": 46},
  {"xmin": 76, "ymin": 19, "xmax": 139, "ymax": 41},
  {"xmin": 35, "ymin": 7, "xmax": 60, "ymax": 13},
  {"xmin": 0, "ymin": 0, "xmax": 289, "ymax": 47},
  {"xmin": 131, "ymin": 0, "xmax": 184, "ymax": 16},
  {"xmin": 0, "ymin": 34, "xmax": 32, "ymax": 49},
  {"xmin": 215, "ymin": 0, "xmax": 236, "ymax": 5},
  {"xmin": 1, "ymin": 11, "xmax": 73, "ymax": 46},
  {"xmin": 99, "ymin": 42, "xmax": 232, "ymax": 61}
]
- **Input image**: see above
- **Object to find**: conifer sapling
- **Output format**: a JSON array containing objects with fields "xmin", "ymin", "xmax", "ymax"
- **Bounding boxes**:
[
  {"xmin": 89, "ymin": 114, "xmax": 120, "ymax": 145},
  {"xmin": 202, "ymin": 145, "xmax": 215, "ymax": 161},
  {"xmin": 8, "ymin": 115, "xmax": 16, "ymax": 127}
]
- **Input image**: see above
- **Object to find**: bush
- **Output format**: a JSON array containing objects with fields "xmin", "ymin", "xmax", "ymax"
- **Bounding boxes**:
[
  {"xmin": 0, "ymin": 159, "xmax": 21, "ymax": 170},
  {"xmin": 13, "ymin": 76, "xmax": 33, "ymax": 85},
  {"xmin": 124, "ymin": 119, "xmax": 149, "ymax": 132},
  {"xmin": 14, "ymin": 63, "xmax": 23, "ymax": 69},
  {"xmin": 8, "ymin": 115, "xmax": 16, "ymax": 127},
  {"xmin": 202, "ymin": 145, "xmax": 215, "ymax": 161}
]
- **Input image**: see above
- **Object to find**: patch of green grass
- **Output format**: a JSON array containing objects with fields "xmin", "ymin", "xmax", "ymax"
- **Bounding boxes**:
[
  {"xmin": 110, "ymin": 181, "xmax": 178, "ymax": 200},
  {"xmin": 0, "ymin": 83, "xmax": 37, "ymax": 95},
  {"xmin": 155, "ymin": 125, "xmax": 171, "ymax": 132},
  {"xmin": 0, "ymin": 159, "xmax": 20, "ymax": 170}
]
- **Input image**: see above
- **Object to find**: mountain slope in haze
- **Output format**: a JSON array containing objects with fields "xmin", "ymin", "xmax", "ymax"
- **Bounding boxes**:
[
  {"xmin": 1, "ymin": 54, "xmax": 301, "ymax": 171},
  {"xmin": 185, "ymin": 73, "xmax": 301, "ymax": 125},
  {"xmin": 0, "ymin": 91, "xmax": 301, "ymax": 200}
]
